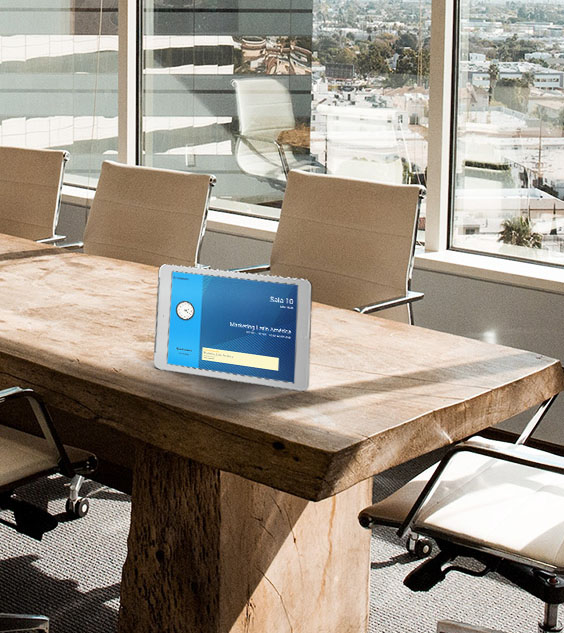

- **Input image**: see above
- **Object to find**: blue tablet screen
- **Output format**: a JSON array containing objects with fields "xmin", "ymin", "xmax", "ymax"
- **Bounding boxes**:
[{"xmin": 167, "ymin": 272, "xmax": 298, "ymax": 383}]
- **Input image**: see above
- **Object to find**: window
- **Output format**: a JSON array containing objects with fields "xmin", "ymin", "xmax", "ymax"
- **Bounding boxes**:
[
  {"xmin": 141, "ymin": 0, "xmax": 315, "ymax": 214},
  {"xmin": 141, "ymin": 0, "xmax": 430, "ymax": 226},
  {"xmin": 0, "ymin": 0, "xmax": 118, "ymax": 187},
  {"xmin": 311, "ymin": 0, "xmax": 430, "ymax": 208},
  {"xmin": 450, "ymin": 0, "xmax": 564, "ymax": 266},
  {"xmin": 6, "ymin": 0, "xmax": 564, "ymax": 270}
]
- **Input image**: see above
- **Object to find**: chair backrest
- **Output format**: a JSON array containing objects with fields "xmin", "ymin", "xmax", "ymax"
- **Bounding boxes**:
[
  {"xmin": 269, "ymin": 170, "xmax": 423, "ymax": 323},
  {"xmin": 83, "ymin": 161, "xmax": 215, "ymax": 267},
  {"xmin": 0, "ymin": 146, "xmax": 68, "ymax": 240},
  {"xmin": 232, "ymin": 78, "xmax": 296, "ymax": 140}
]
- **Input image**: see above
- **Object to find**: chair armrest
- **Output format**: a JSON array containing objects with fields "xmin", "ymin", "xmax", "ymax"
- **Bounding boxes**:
[
  {"xmin": 236, "ymin": 133, "xmax": 290, "ymax": 175},
  {"xmin": 355, "ymin": 291, "xmax": 424, "ymax": 315},
  {"xmin": 231, "ymin": 264, "xmax": 271, "ymax": 273},
  {"xmin": 398, "ymin": 415, "xmax": 563, "ymax": 539},
  {"xmin": 57, "ymin": 241, "xmax": 84, "ymax": 250},
  {"xmin": 36, "ymin": 234, "xmax": 67, "ymax": 245},
  {"xmin": 0, "ymin": 387, "xmax": 76, "ymax": 477}
]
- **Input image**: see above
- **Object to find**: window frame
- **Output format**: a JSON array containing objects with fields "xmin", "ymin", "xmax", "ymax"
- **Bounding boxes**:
[
  {"xmin": 109, "ymin": 0, "xmax": 564, "ymax": 284},
  {"xmin": 423, "ymin": 0, "xmax": 455, "ymax": 254}
]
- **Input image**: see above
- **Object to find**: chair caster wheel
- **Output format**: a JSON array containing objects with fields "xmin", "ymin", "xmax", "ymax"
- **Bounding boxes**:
[
  {"xmin": 66, "ymin": 497, "xmax": 89, "ymax": 518},
  {"xmin": 411, "ymin": 538, "xmax": 433, "ymax": 559},
  {"xmin": 407, "ymin": 535, "xmax": 433, "ymax": 558}
]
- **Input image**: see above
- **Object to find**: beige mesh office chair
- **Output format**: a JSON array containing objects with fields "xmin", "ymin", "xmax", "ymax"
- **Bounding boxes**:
[
  {"xmin": 0, "ymin": 387, "xmax": 97, "ymax": 633},
  {"xmin": 82, "ymin": 161, "xmax": 215, "ymax": 267},
  {"xmin": 0, "ymin": 146, "xmax": 68, "ymax": 243},
  {"xmin": 359, "ymin": 396, "xmax": 564, "ymax": 633},
  {"xmin": 242, "ymin": 169, "xmax": 424, "ymax": 323},
  {"xmin": 232, "ymin": 78, "xmax": 324, "ymax": 190}
]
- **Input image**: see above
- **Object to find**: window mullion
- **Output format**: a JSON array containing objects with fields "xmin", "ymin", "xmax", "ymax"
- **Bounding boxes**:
[
  {"xmin": 425, "ymin": 0, "xmax": 456, "ymax": 252},
  {"xmin": 118, "ymin": 0, "xmax": 137, "ymax": 165}
]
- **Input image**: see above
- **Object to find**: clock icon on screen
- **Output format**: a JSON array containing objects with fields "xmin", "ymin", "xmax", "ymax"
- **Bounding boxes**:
[{"xmin": 176, "ymin": 301, "xmax": 195, "ymax": 320}]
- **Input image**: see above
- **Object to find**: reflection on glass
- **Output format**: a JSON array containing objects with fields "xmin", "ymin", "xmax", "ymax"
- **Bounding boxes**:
[
  {"xmin": 142, "ymin": 0, "xmax": 316, "ymax": 209},
  {"xmin": 0, "ymin": 1, "xmax": 118, "ymax": 185},
  {"xmin": 311, "ymin": 2, "xmax": 430, "ymax": 198},
  {"xmin": 452, "ymin": 0, "xmax": 564, "ymax": 265},
  {"xmin": 231, "ymin": 76, "xmax": 323, "ymax": 192},
  {"xmin": 233, "ymin": 36, "xmax": 312, "ymax": 75},
  {"xmin": 142, "ymin": 0, "xmax": 430, "ymax": 219}
]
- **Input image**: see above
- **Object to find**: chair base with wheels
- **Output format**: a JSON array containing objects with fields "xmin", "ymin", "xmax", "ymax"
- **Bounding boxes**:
[
  {"xmin": 404, "ymin": 539, "xmax": 564, "ymax": 633},
  {"xmin": 359, "ymin": 396, "xmax": 564, "ymax": 633}
]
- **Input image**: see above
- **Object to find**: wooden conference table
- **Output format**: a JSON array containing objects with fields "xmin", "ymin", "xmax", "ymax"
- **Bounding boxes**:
[{"xmin": 0, "ymin": 233, "xmax": 563, "ymax": 633}]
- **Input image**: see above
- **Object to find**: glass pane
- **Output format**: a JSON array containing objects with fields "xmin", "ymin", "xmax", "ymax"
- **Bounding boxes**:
[
  {"xmin": 312, "ymin": 0, "xmax": 430, "ymax": 236},
  {"xmin": 451, "ymin": 0, "xmax": 564, "ymax": 265},
  {"xmin": 0, "ymin": 1, "xmax": 119, "ymax": 186},
  {"xmin": 141, "ymin": 0, "xmax": 430, "ymax": 222}
]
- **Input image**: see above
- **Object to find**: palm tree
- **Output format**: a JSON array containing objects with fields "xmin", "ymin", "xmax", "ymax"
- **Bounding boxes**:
[{"xmin": 498, "ymin": 216, "xmax": 542, "ymax": 249}]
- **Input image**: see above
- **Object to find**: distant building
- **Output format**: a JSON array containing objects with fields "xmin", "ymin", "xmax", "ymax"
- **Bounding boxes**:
[
  {"xmin": 461, "ymin": 60, "xmax": 564, "ymax": 91},
  {"xmin": 525, "ymin": 52, "xmax": 552, "ymax": 62}
]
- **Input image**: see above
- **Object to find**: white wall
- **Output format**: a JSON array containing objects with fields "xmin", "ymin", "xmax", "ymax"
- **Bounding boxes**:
[{"xmin": 411, "ymin": 268, "xmax": 564, "ymax": 442}]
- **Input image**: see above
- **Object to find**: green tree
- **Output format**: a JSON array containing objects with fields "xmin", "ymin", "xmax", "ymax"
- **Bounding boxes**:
[
  {"xmin": 498, "ymin": 216, "xmax": 542, "ymax": 248},
  {"xmin": 315, "ymin": 35, "xmax": 340, "ymax": 55},
  {"xmin": 394, "ymin": 32, "xmax": 418, "ymax": 53},
  {"xmin": 386, "ymin": 47, "xmax": 430, "ymax": 86},
  {"xmin": 396, "ymin": 47, "xmax": 429, "ymax": 76},
  {"xmin": 356, "ymin": 40, "xmax": 391, "ymax": 77},
  {"xmin": 496, "ymin": 34, "xmax": 537, "ymax": 61},
  {"xmin": 333, "ymin": 47, "xmax": 357, "ymax": 65}
]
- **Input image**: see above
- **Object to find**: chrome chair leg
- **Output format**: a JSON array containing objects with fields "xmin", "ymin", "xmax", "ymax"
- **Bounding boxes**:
[
  {"xmin": 437, "ymin": 621, "xmax": 506, "ymax": 633},
  {"xmin": 436, "ymin": 603, "xmax": 563, "ymax": 633},
  {"xmin": 68, "ymin": 474, "xmax": 84, "ymax": 505},
  {"xmin": 66, "ymin": 474, "xmax": 89, "ymax": 518},
  {"xmin": 0, "ymin": 614, "xmax": 49, "ymax": 632},
  {"xmin": 540, "ymin": 604, "xmax": 562, "ymax": 633}
]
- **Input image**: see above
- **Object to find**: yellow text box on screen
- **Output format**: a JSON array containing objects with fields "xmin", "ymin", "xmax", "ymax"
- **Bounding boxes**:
[{"xmin": 202, "ymin": 347, "xmax": 279, "ymax": 371}]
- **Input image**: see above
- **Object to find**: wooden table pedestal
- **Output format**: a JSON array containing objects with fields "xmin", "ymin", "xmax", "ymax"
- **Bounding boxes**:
[{"xmin": 119, "ymin": 445, "xmax": 371, "ymax": 633}]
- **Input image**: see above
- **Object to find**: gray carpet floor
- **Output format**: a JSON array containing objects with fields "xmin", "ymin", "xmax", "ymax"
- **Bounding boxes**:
[{"xmin": 0, "ymin": 458, "xmax": 548, "ymax": 633}]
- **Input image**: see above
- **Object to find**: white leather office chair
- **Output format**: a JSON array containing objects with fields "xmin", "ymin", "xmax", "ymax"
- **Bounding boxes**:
[
  {"xmin": 232, "ymin": 78, "xmax": 324, "ymax": 190},
  {"xmin": 0, "ymin": 146, "xmax": 69, "ymax": 243},
  {"xmin": 334, "ymin": 155, "xmax": 408, "ymax": 184},
  {"xmin": 359, "ymin": 396, "xmax": 564, "ymax": 633},
  {"xmin": 0, "ymin": 387, "xmax": 97, "ymax": 633},
  {"xmin": 80, "ymin": 161, "xmax": 215, "ymax": 267},
  {"xmin": 240, "ymin": 169, "xmax": 424, "ymax": 323}
]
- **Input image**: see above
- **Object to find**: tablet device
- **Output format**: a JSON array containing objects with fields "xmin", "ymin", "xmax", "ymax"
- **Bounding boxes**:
[{"xmin": 154, "ymin": 265, "xmax": 311, "ymax": 390}]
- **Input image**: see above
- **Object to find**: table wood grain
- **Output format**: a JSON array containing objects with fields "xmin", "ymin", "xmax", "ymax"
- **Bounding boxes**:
[
  {"xmin": 0, "ymin": 235, "xmax": 561, "ymax": 500},
  {"xmin": 0, "ymin": 233, "xmax": 562, "ymax": 633}
]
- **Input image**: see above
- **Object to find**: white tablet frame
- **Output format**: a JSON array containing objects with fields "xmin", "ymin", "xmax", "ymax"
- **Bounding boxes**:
[{"xmin": 154, "ymin": 265, "xmax": 311, "ymax": 390}]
